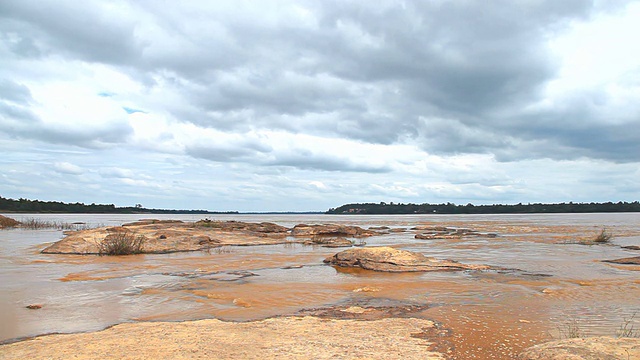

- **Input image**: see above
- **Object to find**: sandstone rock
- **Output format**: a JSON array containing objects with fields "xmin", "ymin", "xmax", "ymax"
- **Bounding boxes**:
[
  {"xmin": 304, "ymin": 237, "xmax": 354, "ymax": 248},
  {"xmin": 0, "ymin": 215, "xmax": 20, "ymax": 228},
  {"xmin": 324, "ymin": 246, "xmax": 491, "ymax": 272},
  {"xmin": 42, "ymin": 220, "xmax": 292, "ymax": 255},
  {"xmin": 518, "ymin": 336, "xmax": 640, "ymax": 359},
  {"xmin": 292, "ymin": 224, "xmax": 377, "ymax": 237},
  {"xmin": 603, "ymin": 256, "xmax": 640, "ymax": 265}
]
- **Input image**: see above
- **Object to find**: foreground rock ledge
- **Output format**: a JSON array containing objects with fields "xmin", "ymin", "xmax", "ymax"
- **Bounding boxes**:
[
  {"xmin": 518, "ymin": 336, "xmax": 640, "ymax": 359},
  {"xmin": 324, "ymin": 246, "xmax": 491, "ymax": 272},
  {"xmin": 0, "ymin": 316, "xmax": 444, "ymax": 360}
]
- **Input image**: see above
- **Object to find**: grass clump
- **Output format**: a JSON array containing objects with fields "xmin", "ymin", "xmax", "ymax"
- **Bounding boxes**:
[
  {"xmin": 593, "ymin": 227, "xmax": 613, "ymax": 244},
  {"xmin": 98, "ymin": 230, "xmax": 146, "ymax": 256},
  {"xmin": 557, "ymin": 319, "xmax": 585, "ymax": 339},
  {"xmin": 617, "ymin": 313, "xmax": 639, "ymax": 338},
  {"xmin": 0, "ymin": 215, "xmax": 20, "ymax": 228}
]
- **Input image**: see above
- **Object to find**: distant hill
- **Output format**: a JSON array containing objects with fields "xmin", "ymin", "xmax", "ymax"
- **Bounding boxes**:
[
  {"xmin": 0, "ymin": 196, "xmax": 237, "ymax": 214},
  {"xmin": 326, "ymin": 201, "xmax": 640, "ymax": 214}
]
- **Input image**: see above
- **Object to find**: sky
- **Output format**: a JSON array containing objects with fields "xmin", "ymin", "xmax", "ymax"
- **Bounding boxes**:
[{"xmin": 1, "ymin": 1, "xmax": 639, "ymax": 212}]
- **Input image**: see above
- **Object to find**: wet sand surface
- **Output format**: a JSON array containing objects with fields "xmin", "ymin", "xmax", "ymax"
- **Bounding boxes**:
[{"xmin": 1, "ymin": 213, "xmax": 639, "ymax": 359}]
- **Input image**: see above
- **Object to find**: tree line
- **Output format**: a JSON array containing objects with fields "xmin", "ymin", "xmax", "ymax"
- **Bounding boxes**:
[
  {"xmin": 326, "ymin": 201, "xmax": 640, "ymax": 214},
  {"xmin": 0, "ymin": 196, "xmax": 237, "ymax": 214}
]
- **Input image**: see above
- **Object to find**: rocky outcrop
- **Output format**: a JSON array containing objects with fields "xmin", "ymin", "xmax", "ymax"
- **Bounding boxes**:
[
  {"xmin": 304, "ymin": 237, "xmax": 357, "ymax": 248},
  {"xmin": 518, "ymin": 336, "xmax": 640, "ymax": 359},
  {"xmin": 621, "ymin": 245, "xmax": 640, "ymax": 250},
  {"xmin": 603, "ymin": 256, "xmax": 640, "ymax": 265},
  {"xmin": 414, "ymin": 226, "xmax": 497, "ymax": 240},
  {"xmin": 42, "ymin": 220, "xmax": 292, "ymax": 255},
  {"xmin": 0, "ymin": 214, "xmax": 20, "ymax": 228},
  {"xmin": 292, "ymin": 224, "xmax": 378, "ymax": 237},
  {"xmin": 324, "ymin": 246, "xmax": 491, "ymax": 272}
]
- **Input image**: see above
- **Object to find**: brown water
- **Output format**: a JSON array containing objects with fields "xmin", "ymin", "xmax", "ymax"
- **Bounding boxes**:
[{"xmin": 1, "ymin": 213, "xmax": 639, "ymax": 359}]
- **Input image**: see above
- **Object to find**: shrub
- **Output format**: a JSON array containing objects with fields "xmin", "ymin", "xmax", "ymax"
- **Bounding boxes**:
[
  {"xmin": 98, "ymin": 230, "xmax": 145, "ymax": 255},
  {"xmin": 593, "ymin": 227, "xmax": 613, "ymax": 243}
]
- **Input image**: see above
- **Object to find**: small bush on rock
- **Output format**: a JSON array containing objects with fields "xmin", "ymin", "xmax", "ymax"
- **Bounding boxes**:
[{"xmin": 98, "ymin": 230, "xmax": 145, "ymax": 255}]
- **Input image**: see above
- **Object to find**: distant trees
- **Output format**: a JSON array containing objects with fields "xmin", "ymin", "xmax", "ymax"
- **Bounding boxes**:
[
  {"xmin": 326, "ymin": 201, "xmax": 640, "ymax": 214},
  {"xmin": 0, "ymin": 196, "xmax": 232, "ymax": 214}
]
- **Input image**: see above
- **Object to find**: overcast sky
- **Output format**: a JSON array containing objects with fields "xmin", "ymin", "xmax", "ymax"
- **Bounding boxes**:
[{"xmin": 1, "ymin": 1, "xmax": 639, "ymax": 212}]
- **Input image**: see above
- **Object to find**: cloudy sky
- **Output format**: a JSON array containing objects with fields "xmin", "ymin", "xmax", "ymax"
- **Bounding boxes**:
[{"xmin": 1, "ymin": 1, "xmax": 639, "ymax": 212}]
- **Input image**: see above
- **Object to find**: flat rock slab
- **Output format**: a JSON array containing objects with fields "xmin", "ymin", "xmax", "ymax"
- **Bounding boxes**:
[
  {"xmin": 324, "ymin": 246, "xmax": 491, "ymax": 272},
  {"xmin": 41, "ymin": 220, "xmax": 380, "ymax": 255},
  {"xmin": 518, "ymin": 336, "xmax": 640, "ymax": 359},
  {"xmin": 0, "ymin": 316, "xmax": 445, "ymax": 360},
  {"xmin": 603, "ymin": 256, "xmax": 640, "ymax": 265}
]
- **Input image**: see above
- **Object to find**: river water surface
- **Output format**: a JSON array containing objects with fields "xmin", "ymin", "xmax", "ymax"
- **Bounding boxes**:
[{"xmin": 1, "ymin": 213, "xmax": 639, "ymax": 359}]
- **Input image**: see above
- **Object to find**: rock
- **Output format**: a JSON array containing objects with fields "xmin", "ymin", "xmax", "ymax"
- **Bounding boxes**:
[
  {"xmin": 603, "ymin": 256, "xmax": 640, "ymax": 265},
  {"xmin": 195, "ymin": 220, "xmax": 289, "ymax": 233},
  {"xmin": 41, "ymin": 220, "xmax": 293, "ymax": 255},
  {"xmin": 621, "ymin": 245, "xmax": 640, "ymax": 250},
  {"xmin": 518, "ymin": 336, "xmax": 640, "ymax": 359},
  {"xmin": 292, "ymin": 224, "xmax": 378, "ymax": 237},
  {"xmin": 25, "ymin": 304, "xmax": 42, "ymax": 310},
  {"xmin": 324, "ymin": 246, "xmax": 491, "ymax": 272},
  {"xmin": 0, "ymin": 215, "xmax": 20, "ymax": 228},
  {"xmin": 368, "ymin": 226, "xmax": 390, "ymax": 230},
  {"xmin": 304, "ymin": 237, "xmax": 354, "ymax": 248}
]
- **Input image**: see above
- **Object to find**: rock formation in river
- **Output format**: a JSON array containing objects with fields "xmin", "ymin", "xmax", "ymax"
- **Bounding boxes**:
[
  {"xmin": 0, "ymin": 214, "xmax": 20, "ymax": 228},
  {"xmin": 324, "ymin": 246, "xmax": 491, "ymax": 272},
  {"xmin": 41, "ymin": 220, "xmax": 379, "ymax": 255},
  {"xmin": 603, "ymin": 256, "xmax": 640, "ymax": 265},
  {"xmin": 518, "ymin": 336, "xmax": 640, "ymax": 359}
]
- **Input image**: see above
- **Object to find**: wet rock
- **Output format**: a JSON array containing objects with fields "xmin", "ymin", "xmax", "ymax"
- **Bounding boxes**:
[
  {"xmin": 26, "ymin": 304, "xmax": 42, "ymax": 310},
  {"xmin": 621, "ymin": 245, "xmax": 640, "ymax": 250},
  {"xmin": 518, "ymin": 336, "xmax": 640, "ymax": 359},
  {"xmin": 292, "ymin": 224, "xmax": 378, "ymax": 237},
  {"xmin": 324, "ymin": 246, "xmax": 491, "ymax": 272},
  {"xmin": 603, "ymin": 256, "xmax": 640, "ymax": 265},
  {"xmin": 0, "ymin": 215, "xmax": 20, "ymax": 228},
  {"xmin": 368, "ymin": 226, "xmax": 390, "ymax": 230},
  {"xmin": 304, "ymin": 237, "xmax": 354, "ymax": 248},
  {"xmin": 415, "ymin": 227, "xmax": 497, "ymax": 240}
]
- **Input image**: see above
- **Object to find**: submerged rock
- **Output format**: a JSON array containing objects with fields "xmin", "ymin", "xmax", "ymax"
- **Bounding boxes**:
[
  {"xmin": 324, "ymin": 246, "xmax": 491, "ymax": 272},
  {"xmin": 518, "ymin": 336, "xmax": 640, "ymax": 359}
]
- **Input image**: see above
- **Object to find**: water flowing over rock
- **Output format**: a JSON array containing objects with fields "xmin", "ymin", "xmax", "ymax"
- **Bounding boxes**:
[
  {"xmin": 324, "ymin": 246, "xmax": 491, "ymax": 272},
  {"xmin": 518, "ymin": 336, "xmax": 640, "ymax": 359}
]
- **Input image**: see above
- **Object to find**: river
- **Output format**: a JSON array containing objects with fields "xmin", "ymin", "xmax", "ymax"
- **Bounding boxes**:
[{"xmin": 1, "ymin": 213, "xmax": 639, "ymax": 359}]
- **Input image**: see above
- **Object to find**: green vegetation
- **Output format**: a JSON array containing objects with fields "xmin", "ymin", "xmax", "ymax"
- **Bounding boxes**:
[
  {"xmin": 98, "ymin": 230, "xmax": 146, "ymax": 256},
  {"xmin": 327, "ymin": 201, "xmax": 640, "ymax": 214},
  {"xmin": 0, "ymin": 196, "xmax": 237, "ymax": 214}
]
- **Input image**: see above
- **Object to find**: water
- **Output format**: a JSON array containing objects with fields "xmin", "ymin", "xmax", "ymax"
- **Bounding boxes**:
[{"xmin": 1, "ymin": 213, "xmax": 639, "ymax": 358}]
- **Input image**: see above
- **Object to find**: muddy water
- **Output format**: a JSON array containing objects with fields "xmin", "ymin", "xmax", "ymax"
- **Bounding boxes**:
[{"xmin": 1, "ymin": 213, "xmax": 639, "ymax": 359}]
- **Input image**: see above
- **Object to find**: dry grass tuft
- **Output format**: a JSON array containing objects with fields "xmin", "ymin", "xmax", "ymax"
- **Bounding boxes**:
[{"xmin": 98, "ymin": 230, "xmax": 146, "ymax": 255}]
